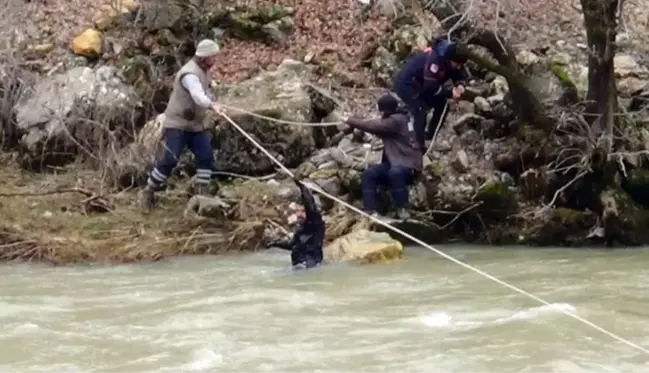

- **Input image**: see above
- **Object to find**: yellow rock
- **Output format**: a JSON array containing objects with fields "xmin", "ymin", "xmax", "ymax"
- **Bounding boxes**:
[
  {"xmin": 324, "ymin": 229, "xmax": 403, "ymax": 265},
  {"xmin": 71, "ymin": 28, "xmax": 103, "ymax": 57}
]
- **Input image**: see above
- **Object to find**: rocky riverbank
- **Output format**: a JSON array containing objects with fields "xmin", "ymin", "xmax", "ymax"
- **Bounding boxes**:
[{"xmin": 3, "ymin": 0, "xmax": 649, "ymax": 264}]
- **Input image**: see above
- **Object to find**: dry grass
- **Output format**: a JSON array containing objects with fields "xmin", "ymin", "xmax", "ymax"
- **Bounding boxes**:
[{"xmin": 0, "ymin": 161, "xmax": 269, "ymax": 265}]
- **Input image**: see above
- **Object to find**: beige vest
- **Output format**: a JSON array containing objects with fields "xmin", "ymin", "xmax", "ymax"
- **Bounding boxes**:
[{"xmin": 163, "ymin": 59, "xmax": 211, "ymax": 132}]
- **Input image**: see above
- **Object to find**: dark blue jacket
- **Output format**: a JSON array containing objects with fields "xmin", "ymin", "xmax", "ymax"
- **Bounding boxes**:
[
  {"xmin": 394, "ymin": 40, "xmax": 466, "ymax": 108},
  {"xmin": 272, "ymin": 180, "xmax": 325, "ymax": 268}
]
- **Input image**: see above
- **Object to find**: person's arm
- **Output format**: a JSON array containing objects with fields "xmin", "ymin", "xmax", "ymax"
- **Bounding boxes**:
[
  {"xmin": 180, "ymin": 74, "xmax": 216, "ymax": 109},
  {"xmin": 295, "ymin": 180, "xmax": 320, "ymax": 220},
  {"xmin": 449, "ymin": 67, "xmax": 467, "ymax": 87},
  {"xmin": 345, "ymin": 117, "xmax": 400, "ymax": 135}
]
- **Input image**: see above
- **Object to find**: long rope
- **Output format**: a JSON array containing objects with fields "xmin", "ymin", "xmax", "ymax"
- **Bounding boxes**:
[
  {"xmin": 220, "ymin": 112, "xmax": 649, "ymax": 357},
  {"xmin": 222, "ymin": 104, "xmax": 342, "ymax": 127}
]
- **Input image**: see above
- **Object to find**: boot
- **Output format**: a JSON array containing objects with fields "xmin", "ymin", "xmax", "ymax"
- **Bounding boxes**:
[
  {"xmin": 140, "ymin": 186, "xmax": 156, "ymax": 213},
  {"xmin": 395, "ymin": 208, "xmax": 411, "ymax": 220}
]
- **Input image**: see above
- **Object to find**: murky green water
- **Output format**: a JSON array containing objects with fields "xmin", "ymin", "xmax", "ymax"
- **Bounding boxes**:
[{"xmin": 1, "ymin": 245, "xmax": 648, "ymax": 372}]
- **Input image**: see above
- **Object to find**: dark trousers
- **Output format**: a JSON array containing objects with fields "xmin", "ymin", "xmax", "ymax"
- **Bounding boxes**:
[
  {"xmin": 361, "ymin": 163, "xmax": 414, "ymax": 212},
  {"xmin": 147, "ymin": 128, "xmax": 213, "ymax": 188},
  {"xmin": 395, "ymin": 88, "xmax": 450, "ymax": 151}
]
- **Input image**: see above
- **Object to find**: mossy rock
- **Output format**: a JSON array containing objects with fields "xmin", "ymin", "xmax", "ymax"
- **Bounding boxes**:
[
  {"xmin": 547, "ymin": 61, "xmax": 579, "ymax": 103},
  {"xmin": 624, "ymin": 169, "xmax": 649, "ymax": 207},
  {"xmin": 338, "ymin": 169, "xmax": 362, "ymax": 198},
  {"xmin": 516, "ymin": 124, "xmax": 546, "ymax": 144},
  {"xmin": 208, "ymin": 4, "xmax": 292, "ymax": 43},
  {"xmin": 523, "ymin": 207, "xmax": 596, "ymax": 246},
  {"xmin": 474, "ymin": 181, "xmax": 517, "ymax": 222},
  {"xmin": 601, "ymin": 188, "xmax": 649, "ymax": 246}
]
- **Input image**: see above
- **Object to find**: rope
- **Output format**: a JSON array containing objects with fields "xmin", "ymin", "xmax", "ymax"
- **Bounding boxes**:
[
  {"xmin": 424, "ymin": 101, "xmax": 448, "ymax": 157},
  {"xmin": 220, "ymin": 111, "xmax": 649, "ymax": 357},
  {"xmin": 222, "ymin": 104, "xmax": 342, "ymax": 127}
]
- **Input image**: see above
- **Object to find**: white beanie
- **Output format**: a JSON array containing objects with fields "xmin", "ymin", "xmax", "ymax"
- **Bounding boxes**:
[{"xmin": 195, "ymin": 39, "xmax": 220, "ymax": 57}]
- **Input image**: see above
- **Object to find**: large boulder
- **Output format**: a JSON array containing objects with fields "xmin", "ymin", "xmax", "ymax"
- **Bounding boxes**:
[
  {"xmin": 324, "ymin": 229, "xmax": 403, "ymax": 264},
  {"xmin": 14, "ymin": 65, "xmax": 143, "ymax": 169},
  {"xmin": 213, "ymin": 59, "xmax": 332, "ymax": 175},
  {"xmin": 514, "ymin": 50, "xmax": 579, "ymax": 107}
]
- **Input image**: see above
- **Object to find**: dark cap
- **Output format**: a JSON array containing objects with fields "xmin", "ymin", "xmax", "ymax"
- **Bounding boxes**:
[
  {"xmin": 377, "ymin": 94, "xmax": 399, "ymax": 113},
  {"xmin": 446, "ymin": 43, "xmax": 468, "ymax": 64}
]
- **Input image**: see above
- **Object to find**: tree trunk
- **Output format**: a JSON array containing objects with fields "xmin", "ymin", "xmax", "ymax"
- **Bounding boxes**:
[
  {"xmin": 580, "ymin": 0, "xmax": 619, "ymax": 144},
  {"xmin": 422, "ymin": 2, "xmax": 554, "ymax": 132}
]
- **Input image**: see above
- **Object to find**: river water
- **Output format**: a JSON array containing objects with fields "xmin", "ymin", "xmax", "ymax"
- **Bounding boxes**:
[{"xmin": 1, "ymin": 245, "xmax": 649, "ymax": 372}]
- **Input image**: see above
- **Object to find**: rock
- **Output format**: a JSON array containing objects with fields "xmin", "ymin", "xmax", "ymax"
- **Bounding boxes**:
[
  {"xmin": 516, "ymin": 50, "xmax": 540, "ymax": 66},
  {"xmin": 455, "ymin": 100, "xmax": 475, "ymax": 115},
  {"xmin": 473, "ymin": 96, "xmax": 491, "ymax": 115},
  {"xmin": 71, "ymin": 28, "xmax": 103, "ymax": 57},
  {"xmin": 184, "ymin": 195, "xmax": 230, "ymax": 219},
  {"xmin": 213, "ymin": 59, "xmax": 322, "ymax": 174},
  {"xmin": 451, "ymin": 150, "xmax": 470, "ymax": 173},
  {"xmin": 614, "ymin": 54, "xmax": 648, "ymax": 79},
  {"xmin": 324, "ymin": 229, "xmax": 403, "ymax": 264},
  {"xmin": 141, "ymin": 2, "xmax": 185, "ymax": 31},
  {"xmin": 489, "ymin": 76, "xmax": 508, "ymax": 96},
  {"xmin": 371, "ymin": 46, "xmax": 399, "ymax": 87},
  {"xmin": 387, "ymin": 24, "xmax": 428, "ymax": 59},
  {"xmin": 92, "ymin": 3, "xmax": 135, "ymax": 30},
  {"xmin": 25, "ymin": 43, "xmax": 54, "ymax": 58},
  {"xmin": 113, "ymin": 0, "xmax": 139, "ymax": 12},
  {"xmin": 519, "ymin": 168, "xmax": 548, "ymax": 200},
  {"xmin": 15, "ymin": 66, "xmax": 142, "ymax": 169},
  {"xmin": 210, "ymin": 4, "xmax": 294, "ymax": 45},
  {"xmin": 523, "ymin": 59, "xmax": 579, "ymax": 107},
  {"xmin": 308, "ymin": 169, "xmax": 342, "ymax": 196},
  {"xmin": 260, "ymin": 17, "xmax": 294, "ymax": 45},
  {"xmin": 600, "ymin": 189, "xmax": 649, "ymax": 246},
  {"xmin": 451, "ymin": 114, "xmax": 484, "ymax": 135},
  {"xmin": 521, "ymin": 208, "xmax": 597, "ymax": 246}
]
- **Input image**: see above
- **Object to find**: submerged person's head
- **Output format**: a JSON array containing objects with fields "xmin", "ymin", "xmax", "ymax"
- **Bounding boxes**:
[{"xmin": 194, "ymin": 39, "xmax": 220, "ymax": 69}]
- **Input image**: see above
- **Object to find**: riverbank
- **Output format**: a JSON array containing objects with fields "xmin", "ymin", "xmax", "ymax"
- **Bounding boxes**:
[{"xmin": 0, "ymin": 154, "xmax": 633, "ymax": 265}]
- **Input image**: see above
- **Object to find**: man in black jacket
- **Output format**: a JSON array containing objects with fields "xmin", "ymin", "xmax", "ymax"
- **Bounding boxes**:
[{"xmin": 267, "ymin": 178, "xmax": 325, "ymax": 269}]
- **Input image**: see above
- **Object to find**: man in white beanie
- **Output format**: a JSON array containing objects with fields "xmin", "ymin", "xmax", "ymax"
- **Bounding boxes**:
[{"xmin": 141, "ymin": 39, "xmax": 224, "ymax": 212}]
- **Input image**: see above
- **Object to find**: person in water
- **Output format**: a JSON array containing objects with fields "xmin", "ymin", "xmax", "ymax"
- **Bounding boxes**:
[
  {"xmin": 393, "ymin": 38, "xmax": 468, "ymax": 151},
  {"xmin": 267, "ymin": 177, "xmax": 325, "ymax": 269},
  {"xmin": 342, "ymin": 94, "xmax": 423, "ymax": 220}
]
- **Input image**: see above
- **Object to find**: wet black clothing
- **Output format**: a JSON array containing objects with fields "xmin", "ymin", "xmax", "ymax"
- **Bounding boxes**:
[{"xmin": 271, "ymin": 180, "xmax": 325, "ymax": 269}]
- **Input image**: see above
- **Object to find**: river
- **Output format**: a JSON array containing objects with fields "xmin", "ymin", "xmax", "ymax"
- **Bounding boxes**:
[{"xmin": 1, "ymin": 245, "xmax": 648, "ymax": 372}]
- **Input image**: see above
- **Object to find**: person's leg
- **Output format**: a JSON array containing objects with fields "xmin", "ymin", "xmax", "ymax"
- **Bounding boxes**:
[
  {"xmin": 187, "ymin": 131, "xmax": 214, "ymax": 195},
  {"xmin": 387, "ymin": 165, "xmax": 414, "ymax": 219},
  {"xmin": 141, "ymin": 129, "xmax": 186, "ymax": 212},
  {"xmin": 361, "ymin": 163, "xmax": 390, "ymax": 214},
  {"xmin": 425, "ymin": 97, "xmax": 450, "ymax": 143}
]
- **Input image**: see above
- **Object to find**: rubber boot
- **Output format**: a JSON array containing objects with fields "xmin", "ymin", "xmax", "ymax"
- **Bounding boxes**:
[{"xmin": 140, "ymin": 186, "xmax": 156, "ymax": 213}]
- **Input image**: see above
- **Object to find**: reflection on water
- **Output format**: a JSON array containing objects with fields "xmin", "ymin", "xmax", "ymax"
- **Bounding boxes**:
[{"xmin": 1, "ymin": 245, "xmax": 649, "ymax": 372}]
